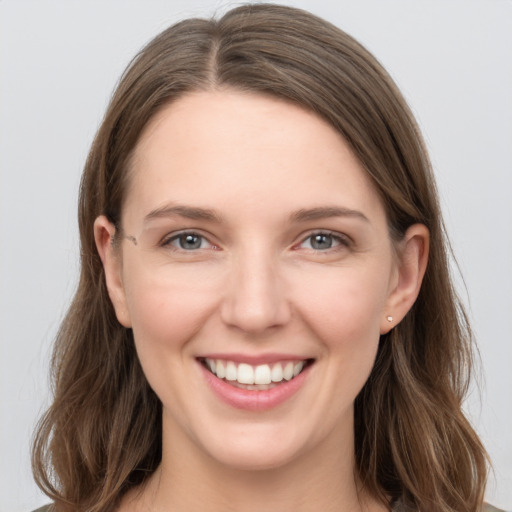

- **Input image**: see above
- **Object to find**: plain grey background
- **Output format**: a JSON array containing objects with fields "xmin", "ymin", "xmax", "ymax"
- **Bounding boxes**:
[{"xmin": 1, "ymin": 1, "xmax": 511, "ymax": 510}]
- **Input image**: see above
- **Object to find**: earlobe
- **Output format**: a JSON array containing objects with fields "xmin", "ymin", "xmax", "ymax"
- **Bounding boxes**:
[
  {"xmin": 380, "ymin": 224, "xmax": 429, "ymax": 334},
  {"xmin": 94, "ymin": 215, "xmax": 132, "ymax": 328}
]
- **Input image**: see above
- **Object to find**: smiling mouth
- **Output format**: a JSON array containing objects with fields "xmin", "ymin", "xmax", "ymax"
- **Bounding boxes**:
[{"xmin": 199, "ymin": 357, "xmax": 314, "ymax": 391}]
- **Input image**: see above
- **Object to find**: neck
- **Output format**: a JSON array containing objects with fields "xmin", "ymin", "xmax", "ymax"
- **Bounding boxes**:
[{"xmin": 123, "ymin": 415, "xmax": 385, "ymax": 512}]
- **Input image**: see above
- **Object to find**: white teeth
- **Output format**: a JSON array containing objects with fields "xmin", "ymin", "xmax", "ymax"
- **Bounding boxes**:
[
  {"xmin": 271, "ymin": 363, "xmax": 283, "ymax": 382},
  {"xmin": 254, "ymin": 364, "xmax": 272, "ymax": 385},
  {"xmin": 216, "ymin": 360, "xmax": 226, "ymax": 379},
  {"xmin": 283, "ymin": 362, "xmax": 294, "ymax": 381},
  {"xmin": 225, "ymin": 361, "xmax": 237, "ymax": 381},
  {"xmin": 293, "ymin": 362, "xmax": 304, "ymax": 377},
  {"xmin": 237, "ymin": 363, "xmax": 254, "ymax": 384},
  {"xmin": 205, "ymin": 358, "xmax": 308, "ymax": 386}
]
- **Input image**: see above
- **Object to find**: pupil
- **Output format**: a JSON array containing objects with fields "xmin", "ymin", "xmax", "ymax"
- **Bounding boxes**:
[
  {"xmin": 180, "ymin": 234, "xmax": 201, "ymax": 250},
  {"xmin": 311, "ymin": 234, "xmax": 332, "ymax": 250}
]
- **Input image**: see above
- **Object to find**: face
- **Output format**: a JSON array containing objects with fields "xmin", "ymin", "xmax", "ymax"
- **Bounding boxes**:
[{"xmin": 96, "ymin": 90, "xmax": 426, "ymax": 473}]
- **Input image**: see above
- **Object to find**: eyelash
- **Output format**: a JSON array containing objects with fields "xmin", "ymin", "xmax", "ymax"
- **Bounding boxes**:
[{"xmin": 160, "ymin": 230, "xmax": 351, "ymax": 253}]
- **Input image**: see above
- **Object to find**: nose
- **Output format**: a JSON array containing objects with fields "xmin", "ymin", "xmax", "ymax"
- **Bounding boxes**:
[{"xmin": 220, "ymin": 249, "xmax": 291, "ymax": 334}]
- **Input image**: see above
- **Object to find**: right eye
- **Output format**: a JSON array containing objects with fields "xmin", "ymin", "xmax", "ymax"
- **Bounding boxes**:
[{"xmin": 162, "ymin": 232, "xmax": 217, "ymax": 251}]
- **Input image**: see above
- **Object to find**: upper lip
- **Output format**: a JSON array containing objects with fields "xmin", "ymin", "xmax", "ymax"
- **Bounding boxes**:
[{"xmin": 197, "ymin": 353, "xmax": 313, "ymax": 365}]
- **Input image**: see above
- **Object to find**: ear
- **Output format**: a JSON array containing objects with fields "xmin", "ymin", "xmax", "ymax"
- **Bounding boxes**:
[
  {"xmin": 94, "ymin": 215, "xmax": 132, "ymax": 328},
  {"xmin": 380, "ymin": 223, "xmax": 429, "ymax": 334}
]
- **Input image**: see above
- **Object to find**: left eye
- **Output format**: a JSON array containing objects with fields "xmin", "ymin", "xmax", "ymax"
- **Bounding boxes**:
[
  {"xmin": 165, "ymin": 233, "xmax": 212, "ymax": 251},
  {"xmin": 300, "ymin": 233, "xmax": 345, "ymax": 251}
]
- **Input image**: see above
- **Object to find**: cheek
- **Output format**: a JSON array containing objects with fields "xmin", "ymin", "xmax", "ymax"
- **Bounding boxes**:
[
  {"xmin": 290, "ymin": 263, "xmax": 390, "ymax": 348},
  {"xmin": 121, "ymin": 265, "xmax": 225, "ymax": 412},
  {"xmin": 122, "ymin": 264, "xmax": 222, "ymax": 357}
]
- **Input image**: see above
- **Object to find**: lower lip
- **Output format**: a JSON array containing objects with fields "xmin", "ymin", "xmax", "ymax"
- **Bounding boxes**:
[{"xmin": 200, "ymin": 362, "xmax": 312, "ymax": 412}]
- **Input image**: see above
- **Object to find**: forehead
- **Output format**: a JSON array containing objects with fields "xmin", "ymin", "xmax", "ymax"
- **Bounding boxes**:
[{"xmin": 124, "ymin": 90, "xmax": 386, "ymax": 228}]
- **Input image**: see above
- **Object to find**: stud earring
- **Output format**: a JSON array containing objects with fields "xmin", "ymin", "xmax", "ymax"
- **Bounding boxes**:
[{"xmin": 386, "ymin": 316, "xmax": 393, "ymax": 323}]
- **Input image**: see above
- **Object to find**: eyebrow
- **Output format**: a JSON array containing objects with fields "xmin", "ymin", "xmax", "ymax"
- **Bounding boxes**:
[
  {"xmin": 142, "ymin": 204, "xmax": 369, "ymax": 226},
  {"xmin": 143, "ymin": 204, "xmax": 223, "ymax": 224},
  {"xmin": 290, "ymin": 206, "xmax": 370, "ymax": 223}
]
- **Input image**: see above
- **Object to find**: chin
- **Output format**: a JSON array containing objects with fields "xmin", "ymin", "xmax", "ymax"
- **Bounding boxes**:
[
  {"xmin": 211, "ymin": 446, "xmax": 300, "ymax": 472},
  {"xmin": 198, "ymin": 425, "xmax": 309, "ymax": 472}
]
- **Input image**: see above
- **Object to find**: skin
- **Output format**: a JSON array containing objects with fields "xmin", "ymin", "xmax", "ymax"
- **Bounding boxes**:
[{"xmin": 95, "ymin": 90, "xmax": 429, "ymax": 512}]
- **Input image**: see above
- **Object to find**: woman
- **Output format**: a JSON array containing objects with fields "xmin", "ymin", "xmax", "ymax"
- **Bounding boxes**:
[{"xmin": 32, "ymin": 4, "xmax": 496, "ymax": 511}]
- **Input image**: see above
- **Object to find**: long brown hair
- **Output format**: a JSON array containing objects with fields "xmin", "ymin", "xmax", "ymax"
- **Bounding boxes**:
[{"xmin": 32, "ymin": 4, "xmax": 488, "ymax": 511}]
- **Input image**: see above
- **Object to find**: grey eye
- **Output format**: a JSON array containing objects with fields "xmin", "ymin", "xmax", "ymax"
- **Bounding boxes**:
[
  {"xmin": 176, "ymin": 233, "xmax": 204, "ymax": 250},
  {"xmin": 309, "ymin": 234, "xmax": 335, "ymax": 250}
]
